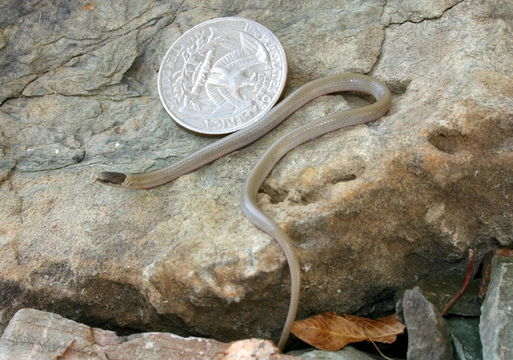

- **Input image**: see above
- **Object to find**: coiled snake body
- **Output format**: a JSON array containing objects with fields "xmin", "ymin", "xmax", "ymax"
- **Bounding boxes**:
[{"xmin": 97, "ymin": 73, "xmax": 392, "ymax": 350}]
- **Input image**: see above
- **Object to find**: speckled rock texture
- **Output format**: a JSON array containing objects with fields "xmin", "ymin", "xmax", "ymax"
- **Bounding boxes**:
[
  {"xmin": 448, "ymin": 317, "xmax": 482, "ymax": 360},
  {"xmin": 1, "ymin": 0, "xmax": 512, "ymax": 345},
  {"xmin": 480, "ymin": 256, "xmax": 513, "ymax": 360},
  {"xmin": 291, "ymin": 347, "xmax": 377, "ymax": 360},
  {"xmin": 0, "ymin": 308, "xmax": 296, "ymax": 360},
  {"xmin": 402, "ymin": 288, "xmax": 453, "ymax": 360}
]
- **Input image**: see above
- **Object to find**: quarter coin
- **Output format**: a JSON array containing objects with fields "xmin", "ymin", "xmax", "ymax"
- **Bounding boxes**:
[{"xmin": 157, "ymin": 17, "xmax": 288, "ymax": 135}]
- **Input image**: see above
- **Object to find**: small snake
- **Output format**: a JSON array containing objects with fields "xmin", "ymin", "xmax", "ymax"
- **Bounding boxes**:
[{"xmin": 96, "ymin": 73, "xmax": 392, "ymax": 350}]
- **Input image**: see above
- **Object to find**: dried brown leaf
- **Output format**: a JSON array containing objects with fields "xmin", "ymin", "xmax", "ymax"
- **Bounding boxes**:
[{"xmin": 291, "ymin": 313, "xmax": 405, "ymax": 351}]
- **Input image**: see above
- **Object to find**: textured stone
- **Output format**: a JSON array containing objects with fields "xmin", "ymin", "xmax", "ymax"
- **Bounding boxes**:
[
  {"xmin": 0, "ymin": 308, "xmax": 296, "ymax": 360},
  {"xmin": 447, "ymin": 317, "xmax": 482, "ymax": 360},
  {"xmin": 382, "ymin": 0, "xmax": 462, "ymax": 24},
  {"xmin": 291, "ymin": 347, "xmax": 377, "ymax": 359},
  {"xmin": 1, "ymin": 0, "xmax": 513, "ymax": 346},
  {"xmin": 395, "ymin": 276, "xmax": 482, "ymax": 317},
  {"xmin": 402, "ymin": 288, "xmax": 454, "ymax": 360},
  {"xmin": 479, "ymin": 257, "xmax": 513, "ymax": 360}
]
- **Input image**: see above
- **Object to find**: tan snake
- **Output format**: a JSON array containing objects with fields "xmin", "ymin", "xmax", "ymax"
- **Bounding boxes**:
[{"xmin": 96, "ymin": 73, "xmax": 392, "ymax": 350}]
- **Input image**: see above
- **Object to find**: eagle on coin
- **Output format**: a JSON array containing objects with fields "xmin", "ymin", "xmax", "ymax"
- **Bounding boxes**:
[{"xmin": 205, "ymin": 32, "xmax": 270, "ymax": 114}]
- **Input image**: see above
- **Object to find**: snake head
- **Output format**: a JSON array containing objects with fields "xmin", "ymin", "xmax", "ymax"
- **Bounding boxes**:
[{"xmin": 96, "ymin": 172, "xmax": 127, "ymax": 187}]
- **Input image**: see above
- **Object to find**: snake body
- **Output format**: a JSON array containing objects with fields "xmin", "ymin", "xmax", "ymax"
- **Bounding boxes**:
[{"xmin": 97, "ymin": 73, "xmax": 392, "ymax": 350}]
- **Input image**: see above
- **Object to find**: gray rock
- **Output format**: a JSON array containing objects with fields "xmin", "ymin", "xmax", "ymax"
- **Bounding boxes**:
[
  {"xmin": 479, "ymin": 257, "xmax": 513, "ymax": 360},
  {"xmin": 396, "ymin": 276, "xmax": 482, "ymax": 317},
  {"xmin": 448, "ymin": 317, "xmax": 482, "ymax": 360},
  {"xmin": 403, "ymin": 288, "xmax": 454, "ymax": 360},
  {"xmin": 0, "ymin": 0, "xmax": 513, "ymax": 346},
  {"xmin": 0, "ymin": 159, "xmax": 15, "ymax": 182},
  {"xmin": 291, "ymin": 347, "xmax": 376, "ymax": 359},
  {"xmin": 0, "ymin": 308, "xmax": 297, "ymax": 360}
]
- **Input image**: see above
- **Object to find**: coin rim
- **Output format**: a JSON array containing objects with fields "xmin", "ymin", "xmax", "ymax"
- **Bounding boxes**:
[{"xmin": 157, "ymin": 17, "xmax": 288, "ymax": 135}]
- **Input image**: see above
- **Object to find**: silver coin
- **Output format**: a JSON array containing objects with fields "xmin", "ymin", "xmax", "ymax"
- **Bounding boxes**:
[{"xmin": 157, "ymin": 17, "xmax": 288, "ymax": 135}]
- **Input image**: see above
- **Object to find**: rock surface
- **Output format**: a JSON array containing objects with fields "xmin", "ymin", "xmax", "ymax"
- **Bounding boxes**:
[
  {"xmin": 448, "ymin": 317, "xmax": 482, "ymax": 360},
  {"xmin": 402, "ymin": 288, "xmax": 453, "ymax": 360},
  {"xmin": 396, "ymin": 275, "xmax": 482, "ymax": 317},
  {"xmin": 291, "ymin": 347, "xmax": 377, "ymax": 359},
  {"xmin": 1, "ymin": 0, "xmax": 513, "ymax": 344},
  {"xmin": 479, "ymin": 256, "xmax": 513, "ymax": 360},
  {"xmin": 0, "ymin": 308, "xmax": 296, "ymax": 360}
]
